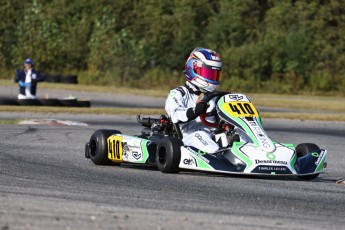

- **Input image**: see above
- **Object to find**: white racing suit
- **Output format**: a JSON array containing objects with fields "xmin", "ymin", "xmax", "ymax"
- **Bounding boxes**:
[{"xmin": 165, "ymin": 83, "xmax": 220, "ymax": 153}]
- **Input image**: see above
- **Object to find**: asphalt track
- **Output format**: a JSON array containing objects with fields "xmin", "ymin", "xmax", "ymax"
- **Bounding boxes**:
[{"xmin": 1, "ymin": 115, "xmax": 345, "ymax": 230}]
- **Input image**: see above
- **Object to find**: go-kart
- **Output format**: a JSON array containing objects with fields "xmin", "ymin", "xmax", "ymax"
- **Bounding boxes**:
[{"xmin": 85, "ymin": 92, "xmax": 327, "ymax": 180}]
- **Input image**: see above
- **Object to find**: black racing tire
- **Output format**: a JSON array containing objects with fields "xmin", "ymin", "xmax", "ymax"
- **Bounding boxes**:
[
  {"xmin": 0, "ymin": 97, "xmax": 18, "ymax": 105},
  {"xmin": 44, "ymin": 74, "xmax": 61, "ymax": 83},
  {"xmin": 296, "ymin": 143, "xmax": 320, "ymax": 158},
  {"xmin": 296, "ymin": 143, "xmax": 321, "ymax": 180},
  {"xmin": 89, "ymin": 129, "xmax": 122, "ymax": 165},
  {"xmin": 16, "ymin": 99, "xmax": 41, "ymax": 106},
  {"xmin": 156, "ymin": 136, "xmax": 183, "ymax": 173},
  {"xmin": 38, "ymin": 98, "xmax": 62, "ymax": 106},
  {"xmin": 59, "ymin": 98, "xmax": 80, "ymax": 107},
  {"xmin": 60, "ymin": 74, "xmax": 78, "ymax": 84},
  {"xmin": 78, "ymin": 99, "xmax": 91, "ymax": 107}
]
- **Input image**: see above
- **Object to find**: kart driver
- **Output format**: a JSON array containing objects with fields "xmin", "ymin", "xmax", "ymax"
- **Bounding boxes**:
[{"xmin": 165, "ymin": 47, "xmax": 224, "ymax": 154}]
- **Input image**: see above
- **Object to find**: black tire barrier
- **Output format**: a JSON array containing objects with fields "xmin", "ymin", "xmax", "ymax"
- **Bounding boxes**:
[
  {"xmin": 0, "ymin": 97, "xmax": 91, "ymax": 107},
  {"xmin": 0, "ymin": 96, "xmax": 18, "ymax": 105},
  {"xmin": 60, "ymin": 74, "xmax": 78, "ymax": 84},
  {"xmin": 59, "ymin": 98, "xmax": 81, "ymax": 107},
  {"xmin": 78, "ymin": 100, "xmax": 91, "ymax": 107},
  {"xmin": 41, "ymin": 73, "xmax": 78, "ymax": 84},
  {"xmin": 38, "ymin": 99, "xmax": 62, "ymax": 106},
  {"xmin": 16, "ymin": 99, "xmax": 42, "ymax": 106},
  {"xmin": 44, "ymin": 73, "xmax": 61, "ymax": 83}
]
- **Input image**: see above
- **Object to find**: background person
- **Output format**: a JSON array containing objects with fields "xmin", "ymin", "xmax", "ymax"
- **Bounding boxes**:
[{"xmin": 14, "ymin": 58, "xmax": 44, "ymax": 99}]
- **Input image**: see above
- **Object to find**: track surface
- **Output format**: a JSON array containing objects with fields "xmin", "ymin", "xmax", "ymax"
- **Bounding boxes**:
[{"xmin": 1, "ymin": 117, "xmax": 345, "ymax": 230}]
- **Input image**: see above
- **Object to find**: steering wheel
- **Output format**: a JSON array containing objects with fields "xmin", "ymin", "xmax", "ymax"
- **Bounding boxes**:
[
  {"xmin": 200, "ymin": 113, "xmax": 218, "ymax": 128},
  {"xmin": 198, "ymin": 91, "xmax": 229, "ymax": 128}
]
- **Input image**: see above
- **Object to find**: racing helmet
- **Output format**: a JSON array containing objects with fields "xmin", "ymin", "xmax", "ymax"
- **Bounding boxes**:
[
  {"xmin": 184, "ymin": 47, "xmax": 222, "ymax": 92},
  {"xmin": 24, "ymin": 58, "xmax": 34, "ymax": 67}
]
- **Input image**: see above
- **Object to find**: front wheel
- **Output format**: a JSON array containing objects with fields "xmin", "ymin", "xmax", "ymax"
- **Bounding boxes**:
[
  {"xmin": 156, "ymin": 137, "xmax": 183, "ymax": 173},
  {"xmin": 296, "ymin": 143, "xmax": 321, "ymax": 180},
  {"xmin": 88, "ymin": 129, "xmax": 122, "ymax": 165}
]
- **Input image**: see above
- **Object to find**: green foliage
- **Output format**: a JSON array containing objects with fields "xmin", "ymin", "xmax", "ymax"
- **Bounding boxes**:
[{"xmin": 0, "ymin": 0, "xmax": 344, "ymax": 95}]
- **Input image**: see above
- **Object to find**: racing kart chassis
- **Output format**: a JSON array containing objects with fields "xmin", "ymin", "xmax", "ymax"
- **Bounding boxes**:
[{"xmin": 85, "ymin": 93, "xmax": 327, "ymax": 180}]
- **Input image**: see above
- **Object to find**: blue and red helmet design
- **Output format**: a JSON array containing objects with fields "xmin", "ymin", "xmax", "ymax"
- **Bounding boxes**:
[{"xmin": 184, "ymin": 47, "xmax": 222, "ymax": 92}]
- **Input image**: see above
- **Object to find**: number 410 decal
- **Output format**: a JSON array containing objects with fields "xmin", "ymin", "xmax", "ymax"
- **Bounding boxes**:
[
  {"xmin": 227, "ymin": 102, "xmax": 258, "ymax": 117},
  {"xmin": 108, "ymin": 135, "xmax": 123, "ymax": 162}
]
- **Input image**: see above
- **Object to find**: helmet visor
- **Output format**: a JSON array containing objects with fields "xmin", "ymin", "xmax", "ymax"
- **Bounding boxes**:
[{"xmin": 195, "ymin": 66, "xmax": 222, "ymax": 82}]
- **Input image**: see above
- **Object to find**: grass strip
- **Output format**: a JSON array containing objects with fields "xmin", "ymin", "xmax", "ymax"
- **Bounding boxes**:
[
  {"xmin": 0, "ymin": 106, "xmax": 344, "ymax": 122},
  {"xmin": 249, "ymin": 94, "xmax": 345, "ymax": 113},
  {"xmin": 0, "ymin": 119, "xmax": 22, "ymax": 124},
  {"xmin": 260, "ymin": 112, "xmax": 345, "ymax": 122},
  {"xmin": 0, "ymin": 79, "xmax": 167, "ymax": 97},
  {"xmin": 1, "ymin": 79, "xmax": 344, "ymax": 113},
  {"xmin": 0, "ymin": 105, "xmax": 166, "ymax": 115}
]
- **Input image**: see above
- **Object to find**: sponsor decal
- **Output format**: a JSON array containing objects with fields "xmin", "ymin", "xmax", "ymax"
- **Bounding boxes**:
[
  {"xmin": 173, "ymin": 97, "xmax": 178, "ymax": 104},
  {"xmin": 266, "ymin": 152, "xmax": 276, "ymax": 160},
  {"xmin": 122, "ymin": 143, "xmax": 129, "ymax": 158},
  {"xmin": 127, "ymin": 142, "xmax": 140, "ymax": 150},
  {"xmin": 211, "ymin": 55, "xmax": 220, "ymax": 61},
  {"xmin": 198, "ymin": 150, "xmax": 206, "ymax": 155},
  {"xmin": 132, "ymin": 151, "xmax": 141, "ymax": 160},
  {"xmin": 258, "ymin": 166, "xmax": 287, "ymax": 172},
  {"xmin": 195, "ymin": 133, "xmax": 208, "ymax": 146},
  {"xmin": 315, "ymin": 151, "xmax": 324, "ymax": 166},
  {"xmin": 311, "ymin": 152, "xmax": 319, "ymax": 157},
  {"xmin": 187, "ymin": 147, "xmax": 210, "ymax": 163},
  {"xmin": 248, "ymin": 121, "xmax": 272, "ymax": 149},
  {"xmin": 183, "ymin": 158, "xmax": 196, "ymax": 166},
  {"xmin": 229, "ymin": 95, "xmax": 244, "ymax": 101},
  {"xmin": 255, "ymin": 159, "xmax": 288, "ymax": 165}
]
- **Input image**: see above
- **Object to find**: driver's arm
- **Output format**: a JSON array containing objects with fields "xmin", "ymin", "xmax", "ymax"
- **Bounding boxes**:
[
  {"xmin": 165, "ymin": 89, "xmax": 207, "ymax": 123},
  {"xmin": 186, "ymin": 101, "xmax": 208, "ymax": 120}
]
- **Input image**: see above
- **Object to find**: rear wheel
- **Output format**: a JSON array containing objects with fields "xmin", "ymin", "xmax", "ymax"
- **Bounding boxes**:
[
  {"xmin": 88, "ymin": 129, "xmax": 122, "ymax": 165},
  {"xmin": 296, "ymin": 143, "xmax": 321, "ymax": 180},
  {"xmin": 156, "ymin": 137, "xmax": 183, "ymax": 173}
]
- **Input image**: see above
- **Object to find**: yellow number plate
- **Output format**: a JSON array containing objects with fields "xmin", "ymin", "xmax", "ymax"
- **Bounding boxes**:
[
  {"xmin": 108, "ymin": 135, "xmax": 123, "ymax": 162},
  {"xmin": 222, "ymin": 101, "xmax": 259, "ymax": 117}
]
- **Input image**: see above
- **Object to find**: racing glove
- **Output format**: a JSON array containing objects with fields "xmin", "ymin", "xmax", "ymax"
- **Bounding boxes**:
[
  {"xmin": 186, "ymin": 101, "xmax": 208, "ymax": 120},
  {"xmin": 19, "ymin": 81, "xmax": 31, "ymax": 87}
]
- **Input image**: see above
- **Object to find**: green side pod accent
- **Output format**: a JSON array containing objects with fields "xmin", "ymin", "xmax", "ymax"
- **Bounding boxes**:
[
  {"xmin": 194, "ymin": 157, "xmax": 213, "ymax": 170},
  {"xmin": 231, "ymin": 142, "xmax": 252, "ymax": 172},
  {"xmin": 137, "ymin": 139, "xmax": 150, "ymax": 163},
  {"xmin": 315, "ymin": 157, "xmax": 326, "ymax": 173},
  {"xmin": 188, "ymin": 150, "xmax": 213, "ymax": 170},
  {"xmin": 290, "ymin": 153, "xmax": 297, "ymax": 169}
]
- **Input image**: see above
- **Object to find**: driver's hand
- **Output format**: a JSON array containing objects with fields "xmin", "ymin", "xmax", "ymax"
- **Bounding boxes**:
[
  {"xmin": 195, "ymin": 101, "xmax": 208, "ymax": 115},
  {"xmin": 186, "ymin": 101, "xmax": 208, "ymax": 120}
]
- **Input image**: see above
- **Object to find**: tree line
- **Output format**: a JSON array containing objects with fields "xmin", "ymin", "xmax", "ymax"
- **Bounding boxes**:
[{"xmin": 0, "ymin": 0, "xmax": 344, "ymax": 95}]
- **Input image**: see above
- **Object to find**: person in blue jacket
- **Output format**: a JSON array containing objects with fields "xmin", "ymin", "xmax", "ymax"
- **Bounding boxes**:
[{"xmin": 14, "ymin": 58, "xmax": 44, "ymax": 99}]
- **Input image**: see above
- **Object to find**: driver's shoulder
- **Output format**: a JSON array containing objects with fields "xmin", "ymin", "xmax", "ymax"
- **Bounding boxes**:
[{"xmin": 168, "ymin": 86, "xmax": 187, "ymax": 97}]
